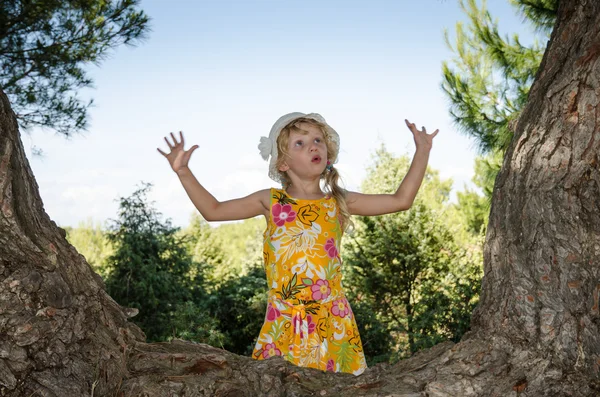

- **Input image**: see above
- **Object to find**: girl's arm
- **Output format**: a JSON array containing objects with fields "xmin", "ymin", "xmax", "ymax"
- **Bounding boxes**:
[
  {"xmin": 347, "ymin": 120, "xmax": 438, "ymax": 216},
  {"xmin": 177, "ymin": 167, "xmax": 269, "ymax": 221},
  {"xmin": 158, "ymin": 132, "xmax": 270, "ymax": 221}
]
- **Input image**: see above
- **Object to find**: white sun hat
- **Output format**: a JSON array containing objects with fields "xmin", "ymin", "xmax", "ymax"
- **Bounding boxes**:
[{"xmin": 258, "ymin": 112, "xmax": 340, "ymax": 183}]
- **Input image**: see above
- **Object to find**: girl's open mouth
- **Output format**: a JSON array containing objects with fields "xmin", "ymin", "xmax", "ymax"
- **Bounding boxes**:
[{"xmin": 312, "ymin": 155, "xmax": 321, "ymax": 163}]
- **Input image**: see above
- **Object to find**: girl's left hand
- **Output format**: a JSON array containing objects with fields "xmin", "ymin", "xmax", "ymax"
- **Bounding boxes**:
[{"xmin": 405, "ymin": 119, "xmax": 439, "ymax": 151}]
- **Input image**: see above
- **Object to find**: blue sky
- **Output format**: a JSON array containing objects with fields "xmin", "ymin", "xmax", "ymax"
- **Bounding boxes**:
[{"xmin": 25, "ymin": 0, "xmax": 541, "ymax": 228}]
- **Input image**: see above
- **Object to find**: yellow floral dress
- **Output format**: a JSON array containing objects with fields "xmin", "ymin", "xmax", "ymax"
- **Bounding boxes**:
[{"xmin": 252, "ymin": 188, "xmax": 367, "ymax": 375}]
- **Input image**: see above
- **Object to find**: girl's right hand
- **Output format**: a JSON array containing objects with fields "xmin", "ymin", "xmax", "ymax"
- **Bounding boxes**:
[{"xmin": 157, "ymin": 131, "xmax": 199, "ymax": 174}]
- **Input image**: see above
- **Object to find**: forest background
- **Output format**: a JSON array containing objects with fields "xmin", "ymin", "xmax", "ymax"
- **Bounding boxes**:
[{"xmin": 2, "ymin": 0, "xmax": 557, "ymax": 365}]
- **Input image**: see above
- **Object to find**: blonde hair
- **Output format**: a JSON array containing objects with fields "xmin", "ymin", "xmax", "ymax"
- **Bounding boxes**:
[{"xmin": 275, "ymin": 118, "xmax": 352, "ymax": 232}]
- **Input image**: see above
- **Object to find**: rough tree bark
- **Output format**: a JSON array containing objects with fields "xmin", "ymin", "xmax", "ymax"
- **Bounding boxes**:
[{"xmin": 1, "ymin": 0, "xmax": 599, "ymax": 395}]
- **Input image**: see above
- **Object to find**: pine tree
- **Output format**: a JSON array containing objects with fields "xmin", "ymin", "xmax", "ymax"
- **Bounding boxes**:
[
  {"xmin": 442, "ymin": 0, "xmax": 557, "ymax": 199},
  {"xmin": 343, "ymin": 147, "xmax": 482, "ymax": 361},
  {"xmin": 104, "ymin": 183, "xmax": 196, "ymax": 341},
  {"xmin": 0, "ymin": 0, "xmax": 149, "ymax": 136}
]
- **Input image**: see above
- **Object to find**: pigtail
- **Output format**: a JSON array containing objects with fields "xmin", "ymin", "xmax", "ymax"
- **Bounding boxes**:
[{"xmin": 323, "ymin": 166, "xmax": 352, "ymax": 233}]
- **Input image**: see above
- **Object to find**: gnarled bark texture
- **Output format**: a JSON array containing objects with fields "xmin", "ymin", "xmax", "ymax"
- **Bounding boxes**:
[
  {"xmin": 0, "ymin": 0, "xmax": 599, "ymax": 395},
  {"xmin": 471, "ymin": 0, "xmax": 600, "ymax": 388}
]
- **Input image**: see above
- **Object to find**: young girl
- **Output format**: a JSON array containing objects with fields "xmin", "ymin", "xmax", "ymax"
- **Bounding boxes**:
[{"xmin": 158, "ymin": 112, "xmax": 438, "ymax": 376}]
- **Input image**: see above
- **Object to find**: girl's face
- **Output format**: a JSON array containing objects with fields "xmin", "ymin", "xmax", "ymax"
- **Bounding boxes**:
[{"xmin": 279, "ymin": 122, "xmax": 328, "ymax": 177}]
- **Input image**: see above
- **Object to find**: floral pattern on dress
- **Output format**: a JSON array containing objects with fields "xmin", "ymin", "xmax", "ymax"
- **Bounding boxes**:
[{"xmin": 252, "ymin": 188, "xmax": 367, "ymax": 376}]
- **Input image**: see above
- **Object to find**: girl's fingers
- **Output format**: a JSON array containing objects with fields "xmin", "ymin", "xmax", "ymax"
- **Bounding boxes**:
[
  {"xmin": 405, "ymin": 120, "xmax": 440, "ymax": 136},
  {"xmin": 186, "ymin": 145, "xmax": 199, "ymax": 158},
  {"xmin": 179, "ymin": 131, "xmax": 184, "ymax": 145},
  {"xmin": 157, "ymin": 148, "xmax": 167, "ymax": 156},
  {"xmin": 164, "ymin": 136, "xmax": 173, "ymax": 149},
  {"xmin": 170, "ymin": 132, "xmax": 179, "ymax": 146},
  {"xmin": 182, "ymin": 145, "xmax": 199, "ymax": 164}
]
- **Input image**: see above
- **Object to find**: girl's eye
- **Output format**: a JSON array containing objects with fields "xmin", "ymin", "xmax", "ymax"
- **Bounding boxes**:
[
  {"xmin": 315, "ymin": 138, "xmax": 322, "ymax": 143},
  {"xmin": 295, "ymin": 140, "xmax": 303, "ymax": 146}
]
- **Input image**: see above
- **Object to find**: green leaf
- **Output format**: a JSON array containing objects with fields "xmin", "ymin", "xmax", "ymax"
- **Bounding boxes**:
[{"xmin": 273, "ymin": 191, "xmax": 297, "ymax": 206}]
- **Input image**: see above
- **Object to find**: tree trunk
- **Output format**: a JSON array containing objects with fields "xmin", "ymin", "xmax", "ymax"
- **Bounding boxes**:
[
  {"xmin": 1, "ymin": 0, "xmax": 599, "ymax": 395},
  {"xmin": 470, "ymin": 0, "xmax": 600, "ymax": 389}
]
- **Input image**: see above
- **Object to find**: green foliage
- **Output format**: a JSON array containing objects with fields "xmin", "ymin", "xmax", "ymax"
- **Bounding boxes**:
[
  {"xmin": 104, "ymin": 183, "xmax": 200, "ymax": 341},
  {"xmin": 0, "ymin": 0, "xmax": 150, "ymax": 135},
  {"xmin": 510, "ymin": 0, "xmax": 557, "ymax": 33},
  {"xmin": 472, "ymin": 149, "xmax": 504, "ymax": 200},
  {"xmin": 361, "ymin": 145, "xmax": 452, "ymax": 209},
  {"xmin": 65, "ymin": 218, "xmax": 114, "ymax": 277},
  {"xmin": 346, "ymin": 205, "xmax": 469, "ymax": 359},
  {"xmin": 202, "ymin": 265, "xmax": 268, "ymax": 355},
  {"xmin": 212, "ymin": 217, "xmax": 266, "ymax": 277},
  {"xmin": 183, "ymin": 215, "xmax": 265, "ymax": 285},
  {"xmin": 453, "ymin": 149, "xmax": 503, "ymax": 236},
  {"xmin": 69, "ymin": 201, "xmax": 267, "ymax": 352},
  {"xmin": 408, "ymin": 238, "xmax": 483, "ymax": 352},
  {"xmin": 441, "ymin": 0, "xmax": 556, "ymax": 154},
  {"xmin": 181, "ymin": 216, "xmax": 268, "ymax": 355},
  {"xmin": 442, "ymin": 0, "xmax": 557, "ymax": 236},
  {"xmin": 64, "ymin": 149, "xmax": 486, "ymax": 364},
  {"xmin": 455, "ymin": 189, "xmax": 488, "ymax": 236},
  {"xmin": 180, "ymin": 215, "xmax": 267, "ymax": 354},
  {"xmin": 168, "ymin": 301, "xmax": 227, "ymax": 348},
  {"xmin": 181, "ymin": 214, "xmax": 223, "ymax": 290},
  {"xmin": 343, "ymin": 148, "xmax": 482, "ymax": 361},
  {"xmin": 349, "ymin": 299, "xmax": 394, "ymax": 366}
]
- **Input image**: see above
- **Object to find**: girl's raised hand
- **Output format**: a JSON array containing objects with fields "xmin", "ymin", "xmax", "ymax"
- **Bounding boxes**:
[
  {"xmin": 405, "ymin": 119, "xmax": 439, "ymax": 151},
  {"xmin": 157, "ymin": 131, "xmax": 199, "ymax": 174}
]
